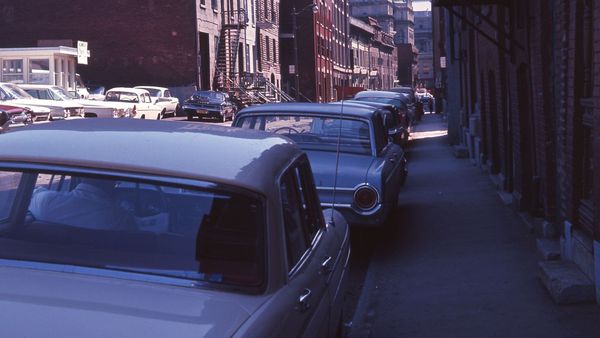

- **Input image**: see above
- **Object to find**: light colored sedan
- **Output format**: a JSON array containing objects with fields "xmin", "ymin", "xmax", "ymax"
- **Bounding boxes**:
[
  {"xmin": 18, "ymin": 83, "xmax": 124, "ymax": 119},
  {"xmin": 233, "ymin": 103, "xmax": 408, "ymax": 226},
  {"xmin": 105, "ymin": 87, "xmax": 166, "ymax": 120},
  {"xmin": 0, "ymin": 119, "xmax": 350, "ymax": 337},
  {"xmin": 135, "ymin": 86, "xmax": 180, "ymax": 118},
  {"xmin": 0, "ymin": 82, "xmax": 84, "ymax": 120}
]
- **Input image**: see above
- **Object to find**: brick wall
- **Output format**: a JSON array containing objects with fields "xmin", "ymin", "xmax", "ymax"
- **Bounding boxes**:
[{"xmin": 0, "ymin": 0, "xmax": 198, "ymax": 88}]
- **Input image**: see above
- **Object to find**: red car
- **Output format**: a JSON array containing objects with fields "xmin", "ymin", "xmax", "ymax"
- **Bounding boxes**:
[{"xmin": 0, "ymin": 104, "xmax": 48, "ymax": 125}]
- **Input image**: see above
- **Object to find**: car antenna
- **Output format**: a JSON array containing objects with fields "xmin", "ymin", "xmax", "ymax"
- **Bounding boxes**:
[{"xmin": 330, "ymin": 88, "xmax": 345, "ymax": 226}]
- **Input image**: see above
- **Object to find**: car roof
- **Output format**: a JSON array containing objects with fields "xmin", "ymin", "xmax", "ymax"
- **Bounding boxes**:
[
  {"xmin": 134, "ymin": 86, "xmax": 167, "ymax": 91},
  {"xmin": 332, "ymin": 100, "xmax": 395, "ymax": 109},
  {"xmin": 17, "ymin": 84, "xmax": 57, "ymax": 89},
  {"xmin": 237, "ymin": 102, "xmax": 379, "ymax": 119},
  {"xmin": 354, "ymin": 90, "xmax": 407, "ymax": 99},
  {"xmin": 107, "ymin": 87, "xmax": 149, "ymax": 95},
  {"xmin": 0, "ymin": 119, "xmax": 302, "ymax": 194}
]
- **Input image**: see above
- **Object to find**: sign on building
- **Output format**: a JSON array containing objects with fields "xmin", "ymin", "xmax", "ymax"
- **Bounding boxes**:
[
  {"xmin": 77, "ymin": 41, "xmax": 90, "ymax": 65},
  {"xmin": 440, "ymin": 56, "xmax": 446, "ymax": 69},
  {"xmin": 289, "ymin": 65, "xmax": 296, "ymax": 75}
]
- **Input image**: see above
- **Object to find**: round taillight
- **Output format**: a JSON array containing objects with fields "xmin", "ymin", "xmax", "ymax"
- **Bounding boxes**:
[{"xmin": 354, "ymin": 185, "xmax": 378, "ymax": 210}]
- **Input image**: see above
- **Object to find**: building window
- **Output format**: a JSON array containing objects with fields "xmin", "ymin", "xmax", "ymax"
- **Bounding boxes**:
[
  {"xmin": 272, "ymin": 38, "xmax": 277, "ymax": 63},
  {"xmin": 211, "ymin": 0, "xmax": 218, "ymax": 10},
  {"xmin": 2, "ymin": 59, "xmax": 24, "ymax": 83},
  {"xmin": 29, "ymin": 59, "xmax": 50, "ymax": 84},
  {"xmin": 265, "ymin": 38, "xmax": 270, "ymax": 61},
  {"xmin": 200, "ymin": 0, "xmax": 206, "ymax": 8}
]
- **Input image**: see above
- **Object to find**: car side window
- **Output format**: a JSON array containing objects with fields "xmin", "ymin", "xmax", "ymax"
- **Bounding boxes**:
[
  {"xmin": 280, "ymin": 158, "xmax": 324, "ymax": 273},
  {"xmin": 0, "ymin": 171, "xmax": 23, "ymax": 220},
  {"xmin": 164, "ymin": 90, "xmax": 171, "ymax": 98},
  {"xmin": 295, "ymin": 158, "xmax": 323, "ymax": 242},
  {"xmin": 281, "ymin": 168, "xmax": 310, "ymax": 271}
]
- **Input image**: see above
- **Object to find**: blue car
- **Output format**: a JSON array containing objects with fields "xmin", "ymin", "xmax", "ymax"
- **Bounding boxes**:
[{"xmin": 233, "ymin": 103, "xmax": 408, "ymax": 226}]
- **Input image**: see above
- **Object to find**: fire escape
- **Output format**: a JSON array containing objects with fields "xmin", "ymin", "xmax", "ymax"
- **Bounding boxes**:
[{"xmin": 213, "ymin": 9, "xmax": 293, "ymax": 105}]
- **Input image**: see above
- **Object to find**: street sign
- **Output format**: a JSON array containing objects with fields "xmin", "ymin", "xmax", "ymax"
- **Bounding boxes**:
[
  {"xmin": 77, "ymin": 41, "xmax": 90, "ymax": 65},
  {"xmin": 440, "ymin": 56, "xmax": 446, "ymax": 68},
  {"xmin": 289, "ymin": 65, "xmax": 296, "ymax": 74}
]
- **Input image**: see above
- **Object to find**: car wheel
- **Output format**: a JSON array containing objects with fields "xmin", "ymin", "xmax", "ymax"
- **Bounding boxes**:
[
  {"xmin": 157, "ymin": 109, "xmax": 165, "ymax": 120},
  {"xmin": 219, "ymin": 113, "xmax": 226, "ymax": 123},
  {"xmin": 186, "ymin": 112, "xmax": 194, "ymax": 121},
  {"xmin": 174, "ymin": 104, "xmax": 181, "ymax": 117}
]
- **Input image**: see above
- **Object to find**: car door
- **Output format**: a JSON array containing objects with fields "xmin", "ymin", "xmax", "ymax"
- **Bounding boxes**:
[
  {"xmin": 270, "ymin": 158, "xmax": 342, "ymax": 338},
  {"xmin": 138, "ymin": 93, "xmax": 159, "ymax": 119}
]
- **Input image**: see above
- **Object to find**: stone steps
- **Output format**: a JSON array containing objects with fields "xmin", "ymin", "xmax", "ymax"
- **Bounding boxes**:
[{"xmin": 538, "ymin": 261, "xmax": 595, "ymax": 304}]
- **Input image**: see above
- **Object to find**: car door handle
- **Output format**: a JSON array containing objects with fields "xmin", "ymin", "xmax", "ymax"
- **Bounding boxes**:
[
  {"xmin": 298, "ymin": 288, "xmax": 312, "ymax": 312},
  {"xmin": 321, "ymin": 256, "xmax": 333, "ymax": 274}
]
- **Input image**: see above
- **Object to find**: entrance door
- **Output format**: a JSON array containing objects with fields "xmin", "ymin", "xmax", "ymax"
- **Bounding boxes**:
[{"xmin": 198, "ymin": 32, "xmax": 211, "ymax": 90}]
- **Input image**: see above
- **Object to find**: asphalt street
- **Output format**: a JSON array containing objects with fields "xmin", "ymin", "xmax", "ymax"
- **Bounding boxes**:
[{"xmin": 347, "ymin": 113, "xmax": 600, "ymax": 338}]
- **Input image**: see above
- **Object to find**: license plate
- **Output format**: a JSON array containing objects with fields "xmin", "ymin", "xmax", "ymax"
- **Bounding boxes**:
[{"xmin": 196, "ymin": 109, "xmax": 208, "ymax": 114}]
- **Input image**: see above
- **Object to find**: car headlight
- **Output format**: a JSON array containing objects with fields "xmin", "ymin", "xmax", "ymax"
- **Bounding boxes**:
[
  {"xmin": 63, "ymin": 109, "xmax": 70, "ymax": 118},
  {"xmin": 353, "ymin": 185, "xmax": 379, "ymax": 211}
]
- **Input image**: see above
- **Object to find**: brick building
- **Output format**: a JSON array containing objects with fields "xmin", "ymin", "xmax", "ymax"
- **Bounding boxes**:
[
  {"xmin": 434, "ymin": 0, "xmax": 600, "ymax": 304},
  {"xmin": 394, "ymin": 0, "xmax": 418, "ymax": 87},
  {"xmin": 280, "ymin": 0, "xmax": 351, "ymax": 102},
  {"xmin": 349, "ymin": 17, "xmax": 398, "ymax": 90},
  {"xmin": 0, "ymin": 0, "xmax": 198, "ymax": 89},
  {"xmin": 414, "ymin": 8, "xmax": 433, "ymax": 88}
]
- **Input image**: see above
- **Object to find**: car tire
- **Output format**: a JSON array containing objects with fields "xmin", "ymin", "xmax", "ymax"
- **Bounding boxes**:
[
  {"xmin": 158, "ymin": 109, "xmax": 165, "ymax": 120},
  {"xmin": 219, "ymin": 113, "xmax": 226, "ymax": 123},
  {"xmin": 174, "ymin": 104, "xmax": 181, "ymax": 117},
  {"xmin": 186, "ymin": 112, "xmax": 194, "ymax": 121}
]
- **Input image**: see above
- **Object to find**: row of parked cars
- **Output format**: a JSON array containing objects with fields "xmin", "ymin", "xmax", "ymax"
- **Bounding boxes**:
[
  {"xmin": 0, "ymin": 83, "xmax": 182, "ymax": 124},
  {"xmin": 0, "ymin": 88, "xmax": 413, "ymax": 337}
]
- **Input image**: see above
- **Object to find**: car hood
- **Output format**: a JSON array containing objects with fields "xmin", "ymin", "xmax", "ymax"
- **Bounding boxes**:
[
  {"xmin": 10, "ymin": 98, "xmax": 83, "ymax": 109},
  {"xmin": 305, "ymin": 150, "xmax": 375, "ymax": 188},
  {"xmin": 0, "ymin": 265, "xmax": 266, "ymax": 337}
]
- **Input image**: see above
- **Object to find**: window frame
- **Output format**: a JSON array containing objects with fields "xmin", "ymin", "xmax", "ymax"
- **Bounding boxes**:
[{"xmin": 278, "ymin": 155, "xmax": 325, "ymax": 277}]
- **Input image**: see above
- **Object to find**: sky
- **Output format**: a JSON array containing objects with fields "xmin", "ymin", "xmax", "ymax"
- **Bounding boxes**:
[{"xmin": 413, "ymin": 0, "xmax": 431, "ymax": 12}]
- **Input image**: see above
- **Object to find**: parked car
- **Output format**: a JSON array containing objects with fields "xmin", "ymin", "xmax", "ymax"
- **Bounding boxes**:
[
  {"xmin": 0, "ymin": 118, "xmax": 350, "ymax": 337},
  {"xmin": 0, "ymin": 82, "xmax": 83, "ymax": 120},
  {"xmin": 233, "ymin": 103, "xmax": 408, "ymax": 226},
  {"xmin": 330, "ymin": 100, "xmax": 407, "ymax": 146},
  {"xmin": 135, "ymin": 86, "xmax": 180, "ymax": 118},
  {"xmin": 182, "ymin": 90, "xmax": 236, "ymax": 122},
  {"xmin": 353, "ymin": 90, "xmax": 415, "ymax": 126},
  {"xmin": 0, "ymin": 103, "xmax": 50, "ymax": 124},
  {"xmin": 104, "ymin": 87, "xmax": 165, "ymax": 119},
  {"xmin": 18, "ymin": 84, "xmax": 124, "ymax": 118}
]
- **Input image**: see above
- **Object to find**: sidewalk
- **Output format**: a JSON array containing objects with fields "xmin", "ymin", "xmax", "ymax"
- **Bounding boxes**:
[{"xmin": 349, "ymin": 114, "xmax": 600, "ymax": 338}]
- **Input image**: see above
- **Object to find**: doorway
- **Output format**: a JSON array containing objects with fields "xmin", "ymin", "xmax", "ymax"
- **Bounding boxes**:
[{"xmin": 198, "ymin": 32, "xmax": 211, "ymax": 90}]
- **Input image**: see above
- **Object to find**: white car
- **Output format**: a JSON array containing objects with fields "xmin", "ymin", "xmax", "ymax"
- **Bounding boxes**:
[
  {"xmin": 0, "ymin": 83, "xmax": 84, "ymax": 120},
  {"xmin": 105, "ymin": 87, "xmax": 165, "ymax": 120},
  {"xmin": 18, "ymin": 84, "xmax": 125, "ymax": 119},
  {"xmin": 134, "ymin": 86, "xmax": 179, "ymax": 118}
]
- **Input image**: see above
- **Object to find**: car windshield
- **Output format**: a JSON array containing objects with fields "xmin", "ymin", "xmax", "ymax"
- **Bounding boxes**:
[
  {"xmin": 50, "ymin": 86, "xmax": 77, "ymax": 100},
  {"xmin": 0, "ymin": 84, "xmax": 34, "ymax": 99},
  {"xmin": 138, "ymin": 88, "xmax": 161, "ymax": 97},
  {"xmin": 105, "ymin": 91, "xmax": 139, "ymax": 103},
  {"xmin": 238, "ymin": 114, "xmax": 372, "ymax": 155},
  {"xmin": 0, "ymin": 170, "xmax": 265, "ymax": 291},
  {"xmin": 191, "ymin": 91, "xmax": 224, "ymax": 103}
]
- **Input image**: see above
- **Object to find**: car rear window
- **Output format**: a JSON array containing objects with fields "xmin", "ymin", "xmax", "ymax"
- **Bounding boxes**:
[
  {"xmin": 0, "ymin": 170, "xmax": 265, "ymax": 291},
  {"xmin": 238, "ymin": 114, "xmax": 372, "ymax": 155}
]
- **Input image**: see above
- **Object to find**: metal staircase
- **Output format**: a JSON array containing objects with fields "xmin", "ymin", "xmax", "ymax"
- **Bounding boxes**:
[
  {"xmin": 212, "ymin": 9, "xmax": 296, "ymax": 106},
  {"xmin": 213, "ymin": 9, "xmax": 246, "ymax": 92}
]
